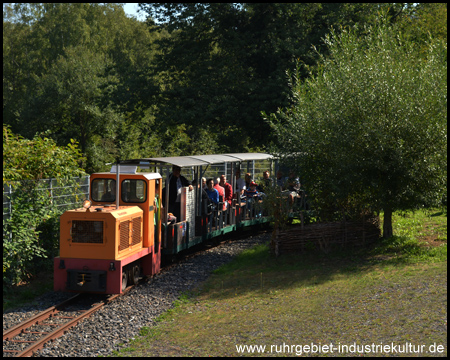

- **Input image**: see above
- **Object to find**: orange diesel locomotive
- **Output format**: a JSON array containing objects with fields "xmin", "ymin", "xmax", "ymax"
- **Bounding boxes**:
[{"xmin": 54, "ymin": 170, "xmax": 162, "ymax": 294}]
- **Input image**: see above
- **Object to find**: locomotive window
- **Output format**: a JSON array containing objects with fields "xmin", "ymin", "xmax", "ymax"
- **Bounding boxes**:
[
  {"xmin": 92, "ymin": 179, "xmax": 116, "ymax": 202},
  {"xmin": 122, "ymin": 179, "xmax": 147, "ymax": 203}
]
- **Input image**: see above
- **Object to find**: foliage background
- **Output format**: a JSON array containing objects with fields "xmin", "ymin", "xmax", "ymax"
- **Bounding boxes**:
[
  {"xmin": 5, "ymin": 3, "xmax": 445, "ymax": 173},
  {"xmin": 2, "ymin": 3, "xmax": 447, "ymax": 283}
]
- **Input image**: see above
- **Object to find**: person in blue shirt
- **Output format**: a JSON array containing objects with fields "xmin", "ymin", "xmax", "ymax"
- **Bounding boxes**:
[
  {"xmin": 205, "ymin": 178, "xmax": 219, "ymax": 205},
  {"xmin": 205, "ymin": 178, "xmax": 220, "ymax": 226}
]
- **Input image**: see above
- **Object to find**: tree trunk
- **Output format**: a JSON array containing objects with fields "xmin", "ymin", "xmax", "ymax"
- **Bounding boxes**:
[{"xmin": 383, "ymin": 207, "xmax": 393, "ymax": 239}]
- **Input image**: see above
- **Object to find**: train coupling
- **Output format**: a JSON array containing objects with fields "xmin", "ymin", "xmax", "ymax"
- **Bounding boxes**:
[{"xmin": 77, "ymin": 273, "xmax": 86, "ymax": 286}]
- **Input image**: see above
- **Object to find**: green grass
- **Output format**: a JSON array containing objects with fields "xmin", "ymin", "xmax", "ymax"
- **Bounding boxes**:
[
  {"xmin": 114, "ymin": 208, "xmax": 447, "ymax": 357},
  {"xmin": 3, "ymin": 271, "xmax": 54, "ymax": 312}
]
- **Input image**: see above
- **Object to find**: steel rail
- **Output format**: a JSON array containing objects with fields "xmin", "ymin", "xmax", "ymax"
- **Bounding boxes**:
[
  {"xmin": 3, "ymin": 286, "xmax": 136, "ymax": 357},
  {"xmin": 3, "ymin": 294, "xmax": 81, "ymax": 342},
  {"xmin": 14, "ymin": 299, "xmax": 106, "ymax": 357}
]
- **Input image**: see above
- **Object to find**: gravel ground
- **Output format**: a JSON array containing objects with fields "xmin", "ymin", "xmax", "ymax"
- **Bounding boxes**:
[{"xmin": 3, "ymin": 232, "xmax": 270, "ymax": 357}]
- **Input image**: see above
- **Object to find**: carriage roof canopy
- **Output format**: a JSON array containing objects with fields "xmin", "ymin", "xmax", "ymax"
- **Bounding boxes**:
[{"xmin": 119, "ymin": 153, "xmax": 273, "ymax": 168}]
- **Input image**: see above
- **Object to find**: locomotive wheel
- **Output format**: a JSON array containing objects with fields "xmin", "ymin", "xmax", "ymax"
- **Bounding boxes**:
[
  {"xmin": 122, "ymin": 271, "xmax": 127, "ymax": 291},
  {"xmin": 131, "ymin": 265, "xmax": 140, "ymax": 285}
]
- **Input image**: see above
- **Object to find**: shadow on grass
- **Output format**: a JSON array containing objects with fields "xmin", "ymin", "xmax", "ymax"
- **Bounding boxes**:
[
  {"xmin": 430, "ymin": 210, "xmax": 446, "ymax": 217},
  {"xmin": 3, "ymin": 270, "xmax": 54, "ymax": 312},
  {"xmin": 197, "ymin": 231, "xmax": 447, "ymax": 300}
]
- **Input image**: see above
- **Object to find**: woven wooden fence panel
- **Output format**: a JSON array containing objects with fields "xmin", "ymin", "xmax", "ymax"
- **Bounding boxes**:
[{"xmin": 273, "ymin": 216, "xmax": 380, "ymax": 256}]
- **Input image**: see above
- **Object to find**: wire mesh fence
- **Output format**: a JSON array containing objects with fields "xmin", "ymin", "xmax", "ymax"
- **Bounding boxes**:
[{"xmin": 3, "ymin": 176, "xmax": 90, "ymax": 234}]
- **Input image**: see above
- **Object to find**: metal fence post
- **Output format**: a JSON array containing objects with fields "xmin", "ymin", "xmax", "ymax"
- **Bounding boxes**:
[{"xmin": 49, "ymin": 178, "xmax": 53, "ymax": 205}]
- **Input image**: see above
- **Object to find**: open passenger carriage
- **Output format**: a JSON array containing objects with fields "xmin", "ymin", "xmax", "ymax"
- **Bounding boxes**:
[{"xmin": 120, "ymin": 153, "xmax": 274, "ymax": 256}]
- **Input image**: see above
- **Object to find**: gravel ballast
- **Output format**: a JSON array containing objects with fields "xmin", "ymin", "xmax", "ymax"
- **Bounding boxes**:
[{"xmin": 3, "ymin": 233, "xmax": 270, "ymax": 357}]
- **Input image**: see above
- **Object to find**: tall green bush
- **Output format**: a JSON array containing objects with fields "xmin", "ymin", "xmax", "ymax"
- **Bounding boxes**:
[
  {"xmin": 265, "ymin": 22, "xmax": 447, "ymax": 238},
  {"xmin": 3, "ymin": 127, "xmax": 86, "ymax": 285},
  {"xmin": 3, "ymin": 182, "xmax": 56, "ymax": 284}
]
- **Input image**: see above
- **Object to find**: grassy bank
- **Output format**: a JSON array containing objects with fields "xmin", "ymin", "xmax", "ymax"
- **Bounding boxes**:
[
  {"xmin": 3, "ymin": 271, "xmax": 54, "ymax": 312},
  {"xmin": 114, "ymin": 208, "xmax": 447, "ymax": 357}
]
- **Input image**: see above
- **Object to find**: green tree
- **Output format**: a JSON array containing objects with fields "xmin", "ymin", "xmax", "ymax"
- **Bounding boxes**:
[
  {"xmin": 397, "ymin": 3, "xmax": 447, "ymax": 46},
  {"xmin": 102, "ymin": 11, "xmax": 167, "ymax": 161},
  {"xmin": 140, "ymin": 3, "xmax": 404, "ymax": 154},
  {"xmin": 23, "ymin": 45, "xmax": 122, "ymax": 173},
  {"xmin": 266, "ymin": 23, "xmax": 447, "ymax": 238},
  {"xmin": 3, "ymin": 3, "xmax": 164, "ymax": 171},
  {"xmin": 3, "ymin": 4, "xmax": 43, "ymax": 131}
]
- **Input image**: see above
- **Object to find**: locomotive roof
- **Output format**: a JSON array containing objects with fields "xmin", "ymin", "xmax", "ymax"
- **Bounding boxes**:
[{"xmin": 119, "ymin": 153, "xmax": 273, "ymax": 168}]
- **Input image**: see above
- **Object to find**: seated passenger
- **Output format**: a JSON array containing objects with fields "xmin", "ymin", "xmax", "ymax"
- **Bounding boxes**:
[
  {"xmin": 276, "ymin": 170, "xmax": 285, "ymax": 189},
  {"xmin": 205, "ymin": 178, "xmax": 219, "ymax": 207},
  {"xmin": 244, "ymin": 173, "xmax": 252, "ymax": 190},
  {"xmin": 219, "ymin": 175, "xmax": 233, "ymax": 209},
  {"xmin": 257, "ymin": 171, "xmax": 272, "ymax": 195},
  {"xmin": 235, "ymin": 169, "xmax": 246, "ymax": 196},
  {"xmin": 286, "ymin": 171, "xmax": 300, "ymax": 192},
  {"xmin": 214, "ymin": 178, "xmax": 226, "ymax": 210},
  {"xmin": 245, "ymin": 181, "xmax": 261, "ymax": 216},
  {"xmin": 285, "ymin": 170, "xmax": 300, "ymax": 205},
  {"xmin": 245, "ymin": 181, "xmax": 260, "ymax": 200}
]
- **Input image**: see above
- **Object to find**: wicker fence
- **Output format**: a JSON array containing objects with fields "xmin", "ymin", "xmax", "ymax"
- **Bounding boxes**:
[{"xmin": 272, "ymin": 215, "xmax": 381, "ymax": 256}]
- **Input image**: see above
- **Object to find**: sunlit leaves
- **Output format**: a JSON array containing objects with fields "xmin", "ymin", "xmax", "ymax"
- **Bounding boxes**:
[{"xmin": 3, "ymin": 126, "xmax": 86, "ymax": 183}]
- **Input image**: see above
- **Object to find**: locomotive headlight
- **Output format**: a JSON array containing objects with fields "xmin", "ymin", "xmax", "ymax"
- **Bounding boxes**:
[{"xmin": 83, "ymin": 199, "xmax": 92, "ymax": 209}]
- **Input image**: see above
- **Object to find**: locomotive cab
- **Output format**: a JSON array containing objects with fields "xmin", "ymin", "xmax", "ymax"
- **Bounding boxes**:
[{"xmin": 54, "ymin": 170, "xmax": 162, "ymax": 294}]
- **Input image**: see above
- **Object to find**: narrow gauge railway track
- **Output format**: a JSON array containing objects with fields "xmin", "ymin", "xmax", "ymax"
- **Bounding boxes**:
[
  {"xmin": 2, "ymin": 237, "xmax": 237, "ymax": 357},
  {"xmin": 2, "ymin": 288, "xmax": 133, "ymax": 357}
]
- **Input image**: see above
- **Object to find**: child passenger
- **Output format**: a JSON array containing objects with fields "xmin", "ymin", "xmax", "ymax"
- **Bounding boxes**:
[{"xmin": 245, "ymin": 181, "xmax": 259, "ymax": 199}]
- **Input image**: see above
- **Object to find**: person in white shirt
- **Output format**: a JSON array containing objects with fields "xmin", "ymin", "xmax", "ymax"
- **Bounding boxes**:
[{"xmin": 235, "ymin": 168, "xmax": 246, "ymax": 195}]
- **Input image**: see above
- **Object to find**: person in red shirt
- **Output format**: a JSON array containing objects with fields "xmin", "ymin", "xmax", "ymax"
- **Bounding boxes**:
[
  {"xmin": 219, "ymin": 175, "xmax": 233, "ymax": 210},
  {"xmin": 214, "ymin": 178, "xmax": 226, "ymax": 211}
]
